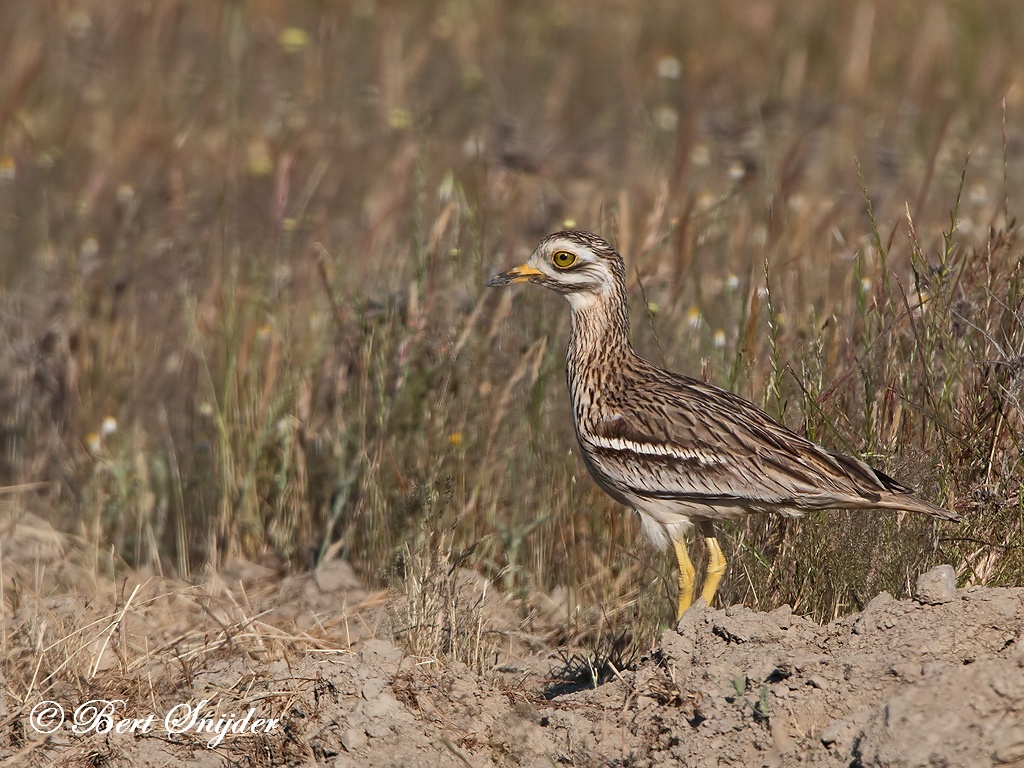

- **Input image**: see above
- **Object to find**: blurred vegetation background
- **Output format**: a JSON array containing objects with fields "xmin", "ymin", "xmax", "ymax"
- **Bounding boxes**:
[{"xmin": 1, "ymin": 0, "xmax": 1021, "ymax": 643}]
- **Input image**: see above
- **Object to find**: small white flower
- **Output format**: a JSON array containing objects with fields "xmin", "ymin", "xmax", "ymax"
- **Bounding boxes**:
[
  {"xmin": 656, "ymin": 56, "xmax": 682, "ymax": 79},
  {"xmin": 116, "ymin": 184, "xmax": 135, "ymax": 206},
  {"xmin": 80, "ymin": 237, "xmax": 99, "ymax": 259},
  {"xmin": 67, "ymin": 11, "xmax": 92, "ymax": 38},
  {"xmin": 968, "ymin": 183, "xmax": 989, "ymax": 206},
  {"xmin": 692, "ymin": 144, "xmax": 711, "ymax": 167},
  {"xmin": 654, "ymin": 106, "xmax": 679, "ymax": 132},
  {"xmin": 462, "ymin": 133, "xmax": 485, "ymax": 157}
]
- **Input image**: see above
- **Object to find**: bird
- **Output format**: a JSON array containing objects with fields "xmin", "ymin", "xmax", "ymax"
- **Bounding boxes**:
[{"xmin": 486, "ymin": 230, "xmax": 959, "ymax": 619}]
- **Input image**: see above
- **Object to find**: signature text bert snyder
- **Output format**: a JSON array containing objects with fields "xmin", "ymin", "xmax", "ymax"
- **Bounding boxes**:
[{"xmin": 30, "ymin": 698, "xmax": 281, "ymax": 748}]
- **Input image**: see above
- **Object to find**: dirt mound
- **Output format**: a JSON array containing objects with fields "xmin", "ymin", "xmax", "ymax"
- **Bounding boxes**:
[
  {"xmin": 185, "ymin": 577, "xmax": 1024, "ymax": 767},
  {"xmin": 2, "ymin": 509, "xmax": 1022, "ymax": 767},
  {"xmin": 590, "ymin": 584, "xmax": 1024, "ymax": 767},
  {"xmin": 310, "ymin": 579, "xmax": 1023, "ymax": 767}
]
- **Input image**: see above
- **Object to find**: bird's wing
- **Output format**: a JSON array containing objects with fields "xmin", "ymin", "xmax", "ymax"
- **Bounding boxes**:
[{"xmin": 584, "ymin": 371, "xmax": 905, "ymax": 511}]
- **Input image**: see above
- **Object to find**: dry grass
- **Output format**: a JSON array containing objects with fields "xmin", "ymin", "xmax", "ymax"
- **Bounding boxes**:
[
  {"xmin": 1, "ymin": 0, "xmax": 1022, "ymax": 680},
  {"xmin": 389, "ymin": 523, "xmax": 503, "ymax": 673},
  {"xmin": 0, "ymin": 507, "xmax": 360, "ymax": 764}
]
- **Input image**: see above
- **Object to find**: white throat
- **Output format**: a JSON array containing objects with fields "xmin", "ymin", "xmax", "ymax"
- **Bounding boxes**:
[{"xmin": 564, "ymin": 291, "xmax": 602, "ymax": 312}]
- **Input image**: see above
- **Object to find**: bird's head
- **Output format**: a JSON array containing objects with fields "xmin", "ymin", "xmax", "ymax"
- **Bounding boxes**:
[{"xmin": 485, "ymin": 231, "xmax": 626, "ymax": 310}]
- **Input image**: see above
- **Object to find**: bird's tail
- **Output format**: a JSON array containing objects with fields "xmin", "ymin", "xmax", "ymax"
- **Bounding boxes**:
[
  {"xmin": 876, "ymin": 493, "xmax": 960, "ymax": 521},
  {"xmin": 826, "ymin": 451, "xmax": 960, "ymax": 521}
]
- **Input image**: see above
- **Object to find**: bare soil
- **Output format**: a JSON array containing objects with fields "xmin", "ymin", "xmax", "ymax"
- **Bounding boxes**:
[{"xmin": 3, "ymin": 509, "xmax": 1023, "ymax": 767}]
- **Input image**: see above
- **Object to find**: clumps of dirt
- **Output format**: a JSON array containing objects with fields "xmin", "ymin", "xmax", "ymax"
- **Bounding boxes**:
[
  {"xmin": 2, "ymin": 504, "xmax": 1023, "ymax": 768},
  {"xmin": 232, "ymin": 578, "xmax": 1024, "ymax": 768},
  {"xmin": 582, "ymin": 583, "xmax": 1024, "ymax": 767}
]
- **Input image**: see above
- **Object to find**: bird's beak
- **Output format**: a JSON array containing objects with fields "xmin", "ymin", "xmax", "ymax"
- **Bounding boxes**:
[{"xmin": 485, "ymin": 263, "xmax": 543, "ymax": 287}]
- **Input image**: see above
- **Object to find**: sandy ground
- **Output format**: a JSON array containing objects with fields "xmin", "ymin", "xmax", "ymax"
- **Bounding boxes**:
[{"xmin": 2, "ymin": 508, "xmax": 1023, "ymax": 767}]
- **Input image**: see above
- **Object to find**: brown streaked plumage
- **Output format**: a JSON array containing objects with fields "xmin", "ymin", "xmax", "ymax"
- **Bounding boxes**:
[{"xmin": 486, "ymin": 230, "xmax": 959, "ymax": 619}]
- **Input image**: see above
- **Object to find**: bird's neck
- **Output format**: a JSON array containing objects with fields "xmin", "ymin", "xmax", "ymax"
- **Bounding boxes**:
[{"xmin": 565, "ymin": 286, "xmax": 634, "ymax": 390}]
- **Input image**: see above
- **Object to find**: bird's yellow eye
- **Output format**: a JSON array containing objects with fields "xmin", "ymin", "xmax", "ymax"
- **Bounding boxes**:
[{"xmin": 552, "ymin": 250, "xmax": 578, "ymax": 269}]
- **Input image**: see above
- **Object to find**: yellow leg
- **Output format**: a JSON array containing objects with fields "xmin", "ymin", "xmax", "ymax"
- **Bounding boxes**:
[
  {"xmin": 699, "ymin": 521, "xmax": 727, "ymax": 607},
  {"xmin": 672, "ymin": 539, "xmax": 696, "ymax": 620}
]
